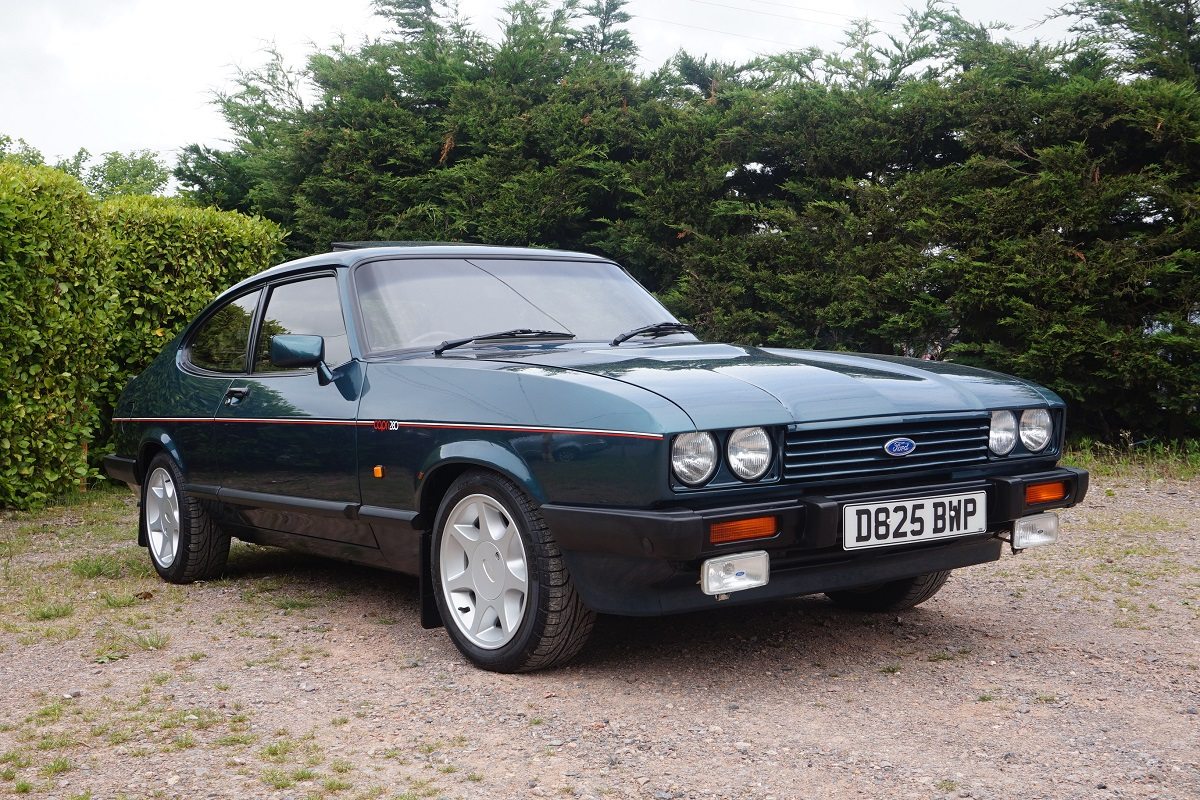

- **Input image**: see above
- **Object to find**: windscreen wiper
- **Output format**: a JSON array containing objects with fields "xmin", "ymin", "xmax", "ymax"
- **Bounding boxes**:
[
  {"xmin": 434, "ymin": 329, "xmax": 575, "ymax": 356},
  {"xmin": 610, "ymin": 321, "xmax": 693, "ymax": 346}
]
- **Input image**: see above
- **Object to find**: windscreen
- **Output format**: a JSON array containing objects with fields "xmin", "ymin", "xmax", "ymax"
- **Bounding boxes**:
[{"xmin": 354, "ymin": 258, "xmax": 685, "ymax": 352}]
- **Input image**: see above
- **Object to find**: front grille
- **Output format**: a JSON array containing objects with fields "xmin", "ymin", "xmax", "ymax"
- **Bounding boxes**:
[{"xmin": 783, "ymin": 414, "xmax": 990, "ymax": 484}]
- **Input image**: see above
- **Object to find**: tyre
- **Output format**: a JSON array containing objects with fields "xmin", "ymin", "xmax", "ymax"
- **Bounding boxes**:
[
  {"xmin": 825, "ymin": 570, "xmax": 951, "ymax": 612},
  {"xmin": 431, "ymin": 469, "xmax": 595, "ymax": 672},
  {"xmin": 141, "ymin": 453, "xmax": 231, "ymax": 584}
]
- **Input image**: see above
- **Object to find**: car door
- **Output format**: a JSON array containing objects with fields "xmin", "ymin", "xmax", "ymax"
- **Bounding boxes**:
[
  {"xmin": 213, "ymin": 271, "xmax": 376, "ymax": 547},
  {"xmin": 173, "ymin": 289, "xmax": 264, "ymax": 487}
]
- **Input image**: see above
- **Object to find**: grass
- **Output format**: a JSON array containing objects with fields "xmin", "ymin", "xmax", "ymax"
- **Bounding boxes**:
[{"xmin": 1064, "ymin": 438, "xmax": 1200, "ymax": 481}]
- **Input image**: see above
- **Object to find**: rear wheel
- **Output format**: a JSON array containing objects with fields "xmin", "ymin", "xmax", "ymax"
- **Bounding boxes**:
[
  {"xmin": 825, "ymin": 570, "xmax": 951, "ymax": 612},
  {"xmin": 141, "ymin": 453, "xmax": 230, "ymax": 583},
  {"xmin": 431, "ymin": 470, "xmax": 595, "ymax": 672}
]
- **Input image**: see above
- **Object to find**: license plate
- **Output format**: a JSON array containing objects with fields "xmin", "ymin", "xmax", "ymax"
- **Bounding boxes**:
[{"xmin": 842, "ymin": 491, "xmax": 987, "ymax": 550}]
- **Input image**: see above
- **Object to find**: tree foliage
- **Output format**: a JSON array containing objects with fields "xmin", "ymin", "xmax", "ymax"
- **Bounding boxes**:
[{"xmin": 173, "ymin": 0, "xmax": 1200, "ymax": 439}]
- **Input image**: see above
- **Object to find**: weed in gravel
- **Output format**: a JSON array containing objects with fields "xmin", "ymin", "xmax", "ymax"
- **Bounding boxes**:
[
  {"xmin": 261, "ymin": 739, "xmax": 296, "ymax": 763},
  {"xmin": 26, "ymin": 596, "xmax": 73, "ymax": 621},
  {"xmin": 40, "ymin": 756, "xmax": 72, "ymax": 776},
  {"xmin": 216, "ymin": 733, "xmax": 257, "ymax": 747},
  {"xmin": 271, "ymin": 596, "xmax": 314, "ymax": 612},
  {"xmin": 170, "ymin": 733, "xmax": 196, "ymax": 750},
  {"xmin": 331, "ymin": 716, "xmax": 349, "ymax": 726},
  {"xmin": 927, "ymin": 651, "xmax": 955, "ymax": 662},
  {"xmin": 261, "ymin": 768, "xmax": 294, "ymax": 789},
  {"xmin": 977, "ymin": 692, "xmax": 997, "ymax": 702},
  {"xmin": 100, "ymin": 592, "xmax": 137, "ymax": 609},
  {"xmin": 13, "ymin": 779, "xmax": 32, "ymax": 793},
  {"xmin": 107, "ymin": 729, "xmax": 133, "ymax": 745},
  {"xmin": 36, "ymin": 733, "xmax": 77, "ymax": 751},
  {"xmin": 292, "ymin": 767, "xmax": 317, "ymax": 781},
  {"xmin": 134, "ymin": 631, "xmax": 169, "ymax": 650},
  {"xmin": 879, "ymin": 664, "xmax": 901, "ymax": 674},
  {"xmin": 30, "ymin": 702, "xmax": 64, "ymax": 724},
  {"xmin": 466, "ymin": 773, "xmax": 483, "ymax": 782},
  {"xmin": 69, "ymin": 554, "xmax": 124, "ymax": 579},
  {"xmin": 0, "ymin": 751, "xmax": 31, "ymax": 769},
  {"xmin": 330, "ymin": 759, "xmax": 352, "ymax": 774},
  {"xmin": 935, "ymin": 779, "xmax": 960, "ymax": 792},
  {"xmin": 323, "ymin": 776, "xmax": 352, "ymax": 792}
]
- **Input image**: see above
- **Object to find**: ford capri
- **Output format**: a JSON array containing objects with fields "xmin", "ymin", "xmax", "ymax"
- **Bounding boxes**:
[{"xmin": 105, "ymin": 244, "xmax": 1088, "ymax": 672}]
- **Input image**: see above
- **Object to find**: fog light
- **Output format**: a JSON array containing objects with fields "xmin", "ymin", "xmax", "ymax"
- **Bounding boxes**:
[
  {"xmin": 1013, "ymin": 512, "xmax": 1059, "ymax": 550},
  {"xmin": 701, "ymin": 551, "xmax": 769, "ymax": 596}
]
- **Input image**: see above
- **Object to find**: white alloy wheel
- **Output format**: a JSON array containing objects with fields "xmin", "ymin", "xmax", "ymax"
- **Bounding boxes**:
[
  {"xmin": 438, "ymin": 493, "xmax": 530, "ymax": 649},
  {"xmin": 145, "ymin": 466, "xmax": 181, "ymax": 569}
]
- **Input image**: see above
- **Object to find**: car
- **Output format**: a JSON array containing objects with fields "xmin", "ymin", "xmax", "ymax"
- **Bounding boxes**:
[{"xmin": 104, "ymin": 243, "xmax": 1089, "ymax": 672}]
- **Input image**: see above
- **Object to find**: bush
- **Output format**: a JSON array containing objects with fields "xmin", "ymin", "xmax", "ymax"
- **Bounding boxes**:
[
  {"xmin": 98, "ymin": 196, "xmax": 285, "ymax": 437},
  {"xmin": 0, "ymin": 163, "xmax": 117, "ymax": 509}
]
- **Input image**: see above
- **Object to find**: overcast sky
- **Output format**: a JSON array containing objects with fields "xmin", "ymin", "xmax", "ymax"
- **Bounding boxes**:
[{"xmin": 0, "ymin": 0, "xmax": 1074, "ymax": 167}]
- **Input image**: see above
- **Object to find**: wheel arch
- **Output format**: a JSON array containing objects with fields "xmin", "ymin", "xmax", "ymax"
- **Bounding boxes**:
[
  {"xmin": 134, "ymin": 432, "xmax": 187, "ymax": 549},
  {"xmin": 412, "ymin": 441, "xmax": 544, "ymax": 632},
  {"xmin": 414, "ymin": 440, "xmax": 544, "ymax": 526}
]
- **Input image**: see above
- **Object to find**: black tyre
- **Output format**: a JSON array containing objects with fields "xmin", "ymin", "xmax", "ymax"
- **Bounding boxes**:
[
  {"xmin": 141, "ymin": 453, "xmax": 231, "ymax": 584},
  {"xmin": 825, "ymin": 570, "xmax": 951, "ymax": 612},
  {"xmin": 431, "ymin": 469, "xmax": 595, "ymax": 672}
]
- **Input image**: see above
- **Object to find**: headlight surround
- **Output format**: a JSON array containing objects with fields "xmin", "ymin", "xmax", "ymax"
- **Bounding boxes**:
[
  {"xmin": 989, "ymin": 410, "xmax": 1017, "ymax": 455},
  {"xmin": 671, "ymin": 432, "xmax": 718, "ymax": 486},
  {"xmin": 1020, "ymin": 408, "xmax": 1053, "ymax": 452},
  {"xmin": 727, "ymin": 427, "xmax": 773, "ymax": 481}
]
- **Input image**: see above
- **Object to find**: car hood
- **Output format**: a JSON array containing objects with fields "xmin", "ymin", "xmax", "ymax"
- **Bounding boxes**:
[{"xmin": 483, "ymin": 342, "xmax": 1060, "ymax": 430}]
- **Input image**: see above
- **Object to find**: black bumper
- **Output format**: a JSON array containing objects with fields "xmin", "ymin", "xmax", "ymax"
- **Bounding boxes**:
[
  {"xmin": 103, "ymin": 455, "xmax": 139, "ymax": 488},
  {"xmin": 543, "ymin": 467, "xmax": 1087, "ymax": 616}
]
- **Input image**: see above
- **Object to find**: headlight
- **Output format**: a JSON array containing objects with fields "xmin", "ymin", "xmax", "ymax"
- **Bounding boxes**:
[
  {"xmin": 989, "ymin": 410, "xmax": 1017, "ymax": 455},
  {"xmin": 727, "ymin": 427, "xmax": 772, "ymax": 480},
  {"xmin": 671, "ymin": 432, "xmax": 718, "ymax": 485},
  {"xmin": 1020, "ymin": 408, "xmax": 1053, "ymax": 452}
]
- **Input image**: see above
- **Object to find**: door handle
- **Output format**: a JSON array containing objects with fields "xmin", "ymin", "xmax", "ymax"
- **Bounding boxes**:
[{"xmin": 224, "ymin": 386, "xmax": 250, "ymax": 406}]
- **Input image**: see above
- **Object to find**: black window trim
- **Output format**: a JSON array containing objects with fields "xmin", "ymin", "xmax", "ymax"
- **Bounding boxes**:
[
  {"xmin": 181, "ymin": 288, "xmax": 263, "ymax": 378},
  {"xmin": 249, "ymin": 270, "xmax": 346, "ymax": 377}
]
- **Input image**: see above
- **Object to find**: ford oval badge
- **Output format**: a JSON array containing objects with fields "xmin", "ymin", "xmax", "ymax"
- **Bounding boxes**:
[{"xmin": 883, "ymin": 437, "xmax": 917, "ymax": 457}]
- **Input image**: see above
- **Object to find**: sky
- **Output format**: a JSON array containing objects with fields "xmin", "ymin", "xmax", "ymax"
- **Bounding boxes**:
[{"xmin": 0, "ymin": 0, "xmax": 1076, "ymax": 168}]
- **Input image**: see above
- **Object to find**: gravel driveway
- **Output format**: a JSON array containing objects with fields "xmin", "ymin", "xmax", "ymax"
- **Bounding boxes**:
[{"xmin": 1, "ymin": 474, "xmax": 1197, "ymax": 799}]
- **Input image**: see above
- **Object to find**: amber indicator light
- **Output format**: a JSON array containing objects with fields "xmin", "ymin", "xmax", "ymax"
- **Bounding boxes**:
[
  {"xmin": 709, "ymin": 515, "xmax": 778, "ymax": 545},
  {"xmin": 372, "ymin": 465, "xmax": 386, "ymax": 479},
  {"xmin": 1025, "ymin": 481, "xmax": 1067, "ymax": 505}
]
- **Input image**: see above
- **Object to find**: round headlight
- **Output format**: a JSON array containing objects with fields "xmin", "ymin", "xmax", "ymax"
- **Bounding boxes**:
[
  {"xmin": 1020, "ymin": 408, "xmax": 1053, "ymax": 452},
  {"xmin": 727, "ymin": 427, "xmax": 772, "ymax": 481},
  {"xmin": 989, "ymin": 410, "xmax": 1017, "ymax": 455},
  {"xmin": 671, "ymin": 432, "xmax": 718, "ymax": 486}
]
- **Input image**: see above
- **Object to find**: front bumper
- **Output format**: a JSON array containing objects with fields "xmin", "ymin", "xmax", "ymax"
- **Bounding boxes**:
[{"xmin": 542, "ymin": 467, "xmax": 1087, "ymax": 616}]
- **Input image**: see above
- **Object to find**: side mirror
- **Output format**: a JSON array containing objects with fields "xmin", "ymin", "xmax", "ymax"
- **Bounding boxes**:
[{"xmin": 270, "ymin": 334, "xmax": 336, "ymax": 385}]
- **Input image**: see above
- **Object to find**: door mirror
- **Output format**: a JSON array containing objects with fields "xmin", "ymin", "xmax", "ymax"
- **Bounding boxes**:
[
  {"xmin": 270, "ymin": 334, "xmax": 325, "ymax": 368},
  {"xmin": 270, "ymin": 334, "xmax": 337, "ymax": 384}
]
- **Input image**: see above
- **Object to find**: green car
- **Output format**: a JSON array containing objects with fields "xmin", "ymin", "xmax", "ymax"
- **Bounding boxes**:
[{"xmin": 104, "ymin": 244, "xmax": 1088, "ymax": 672}]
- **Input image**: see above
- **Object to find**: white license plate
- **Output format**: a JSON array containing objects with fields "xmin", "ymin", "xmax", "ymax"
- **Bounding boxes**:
[{"xmin": 842, "ymin": 491, "xmax": 987, "ymax": 550}]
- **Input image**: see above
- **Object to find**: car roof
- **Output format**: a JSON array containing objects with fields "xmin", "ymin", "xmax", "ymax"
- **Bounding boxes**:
[{"xmin": 219, "ymin": 243, "xmax": 616, "ymax": 300}]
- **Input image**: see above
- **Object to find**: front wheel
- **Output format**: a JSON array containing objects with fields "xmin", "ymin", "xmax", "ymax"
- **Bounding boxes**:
[
  {"xmin": 431, "ymin": 470, "xmax": 595, "ymax": 672},
  {"xmin": 825, "ymin": 570, "xmax": 951, "ymax": 612},
  {"xmin": 141, "ymin": 453, "xmax": 230, "ymax": 584}
]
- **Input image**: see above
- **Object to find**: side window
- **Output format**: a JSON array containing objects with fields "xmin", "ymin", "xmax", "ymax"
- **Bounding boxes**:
[
  {"xmin": 188, "ymin": 291, "xmax": 260, "ymax": 373},
  {"xmin": 254, "ymin": 276, "xmax": 351, "ymax": 372}
]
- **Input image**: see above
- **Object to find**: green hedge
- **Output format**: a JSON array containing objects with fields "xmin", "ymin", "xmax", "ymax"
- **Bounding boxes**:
[
  {"xmin": 99, "ymin": 196, "xmax": 285, "ymax": 428},
  {"xmin": 0, "ymin": 166, "xmax": 284, "ymax": 510},
  {"xmin": 0, "ymin": 163, "xmax": 118, "ymax": 508}
]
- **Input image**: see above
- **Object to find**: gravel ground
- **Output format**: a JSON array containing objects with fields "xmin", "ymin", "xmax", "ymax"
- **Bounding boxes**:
[{"xmin": 1, "ymin": 474, "xmax": 1197, "ymax": 800}]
